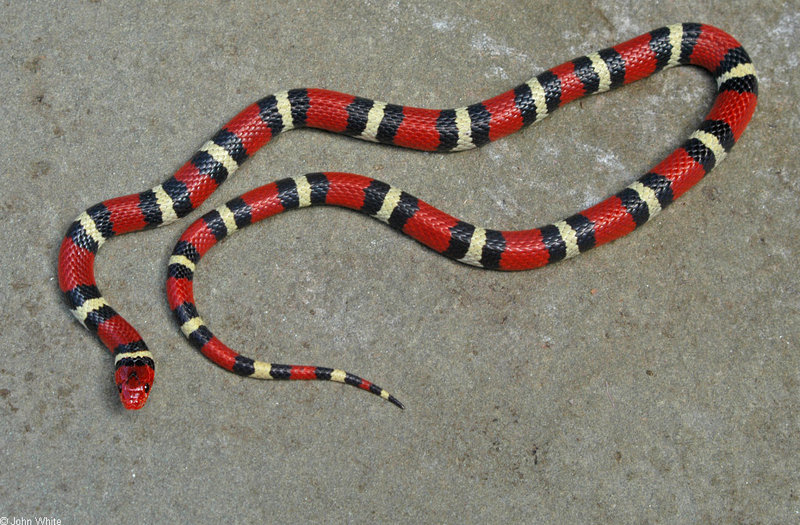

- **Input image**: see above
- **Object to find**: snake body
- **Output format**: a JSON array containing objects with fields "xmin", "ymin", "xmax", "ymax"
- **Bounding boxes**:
[{"xmin": 58, "ymin": 24, "xmax": 757, "ymax": 410}]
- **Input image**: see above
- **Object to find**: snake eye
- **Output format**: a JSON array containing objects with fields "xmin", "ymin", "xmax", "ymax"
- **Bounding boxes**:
[
  {"xmin": 144, "ymin": 384, "xmax": 150, "ymax": 393},
  {"xmin": 117, "ymin": 384, "xmax": 123, "ymax": 392}
]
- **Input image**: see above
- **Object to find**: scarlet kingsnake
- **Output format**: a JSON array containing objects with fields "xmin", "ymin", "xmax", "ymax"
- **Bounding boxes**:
[{"xmin": 58, "ymin": 24, "xmax": 758, "ymax": 410}]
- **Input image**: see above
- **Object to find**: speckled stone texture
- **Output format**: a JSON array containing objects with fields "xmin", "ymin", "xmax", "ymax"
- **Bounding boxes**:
[{"xmin": 1, "ymin": 1, "xmax": 797, "ymax": 523}]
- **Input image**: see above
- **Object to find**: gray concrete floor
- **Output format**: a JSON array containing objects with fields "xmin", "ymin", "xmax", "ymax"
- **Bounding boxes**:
[{"xmin": 1, "ymin": 1, "xmax": 798, "ymax": 523}]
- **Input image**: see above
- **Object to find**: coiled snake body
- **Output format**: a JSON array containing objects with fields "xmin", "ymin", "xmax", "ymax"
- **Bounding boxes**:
[{"xmin": 58, "ymin": 24, "xmax": 758, "ymax": 410}]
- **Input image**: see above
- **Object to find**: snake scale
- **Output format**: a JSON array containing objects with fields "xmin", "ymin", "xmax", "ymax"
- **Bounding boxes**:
[{"xmin": 58, "ymin": 23, "xmax": 758, "ymax": 410}]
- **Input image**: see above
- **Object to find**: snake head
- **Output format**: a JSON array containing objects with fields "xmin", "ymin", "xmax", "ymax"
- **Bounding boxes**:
[{"xmin": 114, "ymin": 354, "xmax": 155, "ymax": 410}]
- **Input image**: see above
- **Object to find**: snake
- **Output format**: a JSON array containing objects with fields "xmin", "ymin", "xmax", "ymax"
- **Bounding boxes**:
[{"xmin": 58, "ymin": 23, "xmax": 757, "ymax": 410}]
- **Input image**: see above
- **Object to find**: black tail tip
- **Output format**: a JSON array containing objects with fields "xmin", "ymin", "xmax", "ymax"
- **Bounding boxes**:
[{"xmin": 388, "ymin": 395, "xmax": 405, "ymax": 410}]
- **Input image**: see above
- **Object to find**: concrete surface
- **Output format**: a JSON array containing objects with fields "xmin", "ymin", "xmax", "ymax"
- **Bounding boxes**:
[{"xmin": 1, "ymin": 1, "xmax": 798, "ymax": 523}]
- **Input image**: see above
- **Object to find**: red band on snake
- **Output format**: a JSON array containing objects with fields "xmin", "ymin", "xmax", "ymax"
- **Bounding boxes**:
[{"xmin": 57, "ymin": 23, "xmax": 758, "ymax": 410}]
